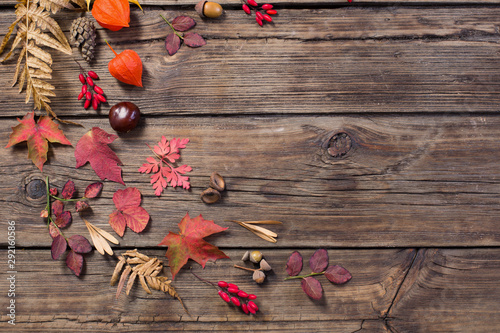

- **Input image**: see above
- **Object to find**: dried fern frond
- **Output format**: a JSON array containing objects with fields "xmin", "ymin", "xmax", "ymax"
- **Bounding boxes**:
[
  {"xmin": 0, "ymin": 0, "xmax": 75, "ymax": 121},
  {"xmin": 112, "ymin": 250, "xmax": 188, "ymax": 314}
]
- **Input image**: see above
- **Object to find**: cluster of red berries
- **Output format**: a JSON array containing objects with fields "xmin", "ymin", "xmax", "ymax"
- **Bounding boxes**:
[
  {"xmin": 242, "ymin": 0, "xmax": 277, "ymax": 26},
  {"xmin": 217, "ymin": 281, "xmax": 259, "ymax": 314},
  {"xmin": 77, "ymin": 70, "xmax": 107, "ymax": 110}
]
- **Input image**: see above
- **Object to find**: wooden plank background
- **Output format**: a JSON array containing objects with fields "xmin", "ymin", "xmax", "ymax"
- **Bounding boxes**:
[{"xmin": 1, "ymin": 1, "xmax": 500, "ymax": 332}]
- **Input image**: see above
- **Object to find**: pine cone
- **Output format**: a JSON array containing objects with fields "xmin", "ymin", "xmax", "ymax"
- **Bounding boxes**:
[{"xmin": 70, "ymin": 17, "xmax": 97, "ymax": 62}]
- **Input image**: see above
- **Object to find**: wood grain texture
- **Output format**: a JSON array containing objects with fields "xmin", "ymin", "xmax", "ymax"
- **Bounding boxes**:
[
  {"xmin": 0, "ymin": 248, "xmax": 413, "ymax": 331},
  {"xmin": 387, "ymin": 249, "xmax": 500, "ymax": 332},
  {"xmin": 2, "ymin": 115, "xmax": 500, "ymax": 247}
]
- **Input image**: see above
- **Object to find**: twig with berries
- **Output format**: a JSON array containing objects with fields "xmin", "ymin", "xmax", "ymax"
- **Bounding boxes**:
[
  {"xmin": 191, "ymin": 271, "xmax": 260, "ymax": 315},
  {"xmin": 242, "ymin": 0, "xmax": 277, "ymax": 26},
  {"xmin": 75, "ymin": 61, "xmax": 107, "ymax": 110}
]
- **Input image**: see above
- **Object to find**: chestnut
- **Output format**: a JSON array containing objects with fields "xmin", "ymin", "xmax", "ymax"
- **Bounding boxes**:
[
  {"xmin": 195, "ymin": 1, "xmax": 223, "ymax": 19},
  {"xmin": 109, "ymin": 102, "xmax": 141, "ymax": 133}
]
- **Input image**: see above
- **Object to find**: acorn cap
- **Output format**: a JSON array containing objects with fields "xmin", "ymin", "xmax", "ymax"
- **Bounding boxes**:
[
  {"xmin": 260, "ymin": 259, "xmax": 272, "ymax": 271},
  {"xmin": 200, "ymin": 188, "xmax": 221, "ymax": 204},
  {"xmin": 195, "ymin": 1, "xmax": 207, "ymax": 17},
  {"xmin": 242, "ymin": 251, "xmax": 250, "ymax": 261},
  {"xmin": 210, "ymin": 172, "xmax": 225, "ymax": 191}
]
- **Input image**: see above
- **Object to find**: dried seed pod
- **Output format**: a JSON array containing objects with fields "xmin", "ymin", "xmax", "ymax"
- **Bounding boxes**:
[
  {"xmin": 195, "ymin": 1, "xmax": 223, "ymax": 18},
  {"xmin": 260, "ymin": 259, "xmax": 272, "ymax": 271},
  {"xmin": 253, "ymin": 270, "xmax": 266, "ymax": 284},
  {"xmin": 210, "ymin": 172, "xmax": 225, "ymax": 191},
  {"xmin": 200, "ymin": 188, "xmax": 221, "ymax": 204},
  {"xmin": 250, "ymin": 250, "xmax": 263, "ymax": 263},
  {"xmin": 242, "ymin": 251, "xmax": 250, "ymax": 261}
]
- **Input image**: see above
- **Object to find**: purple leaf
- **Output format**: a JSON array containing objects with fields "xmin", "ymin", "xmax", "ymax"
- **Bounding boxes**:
[
  {"xmin": 84, "ymin": 182, "xmax": 103, "ymax": 198},
  {"xmin": 166, "ymin": 33, "xmax": 181, "ymax": 56},
  {"xmin": 61, "ymin": 180, "xmax": 76, "ymax": 199},
  {"xmin": 325, "ymin": 265, "xmax": 352, "ymax": 285},
  {"xmin": 51, "ymin": 235, "xmax": 67, "ymax": 260},
  {"xmin": 301, "ymin": 277, "xmax": 323, "ymax": 300},
  {"xmin": 52, "ymin": 200, "xmax": 64, "ymax": 217},
  {"xmin": 171, "ymin": 16, "xmax": 196, "ymax": 32},
  {"xmin": 75, "ymin": 201, "xmax": 90, "ymax": 212},
  {"xmin": 183, "ymin": 32, "xmax": 206, "ymax": 48},
  {"xmin": 55, "ymin": 211, "xmax": 72, "ymax": 228},
  {"xmin": 286, "ymin": 251, "xmax": 303, "ymax": 276},
  {"xmin": 309, "ymin": 249, "xmax": 329, "ymax": 273},
  {"xmin": 66, "ymin": 250, "xmax": 84, "ymax": 276},
  {"xmin": 68, "ymin": 235, "xmax": 92, "ymax": 254}
]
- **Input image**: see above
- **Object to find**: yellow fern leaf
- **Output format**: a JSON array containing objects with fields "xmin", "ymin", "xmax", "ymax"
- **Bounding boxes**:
[
  {"xmin": 32, "ymin": 0, "xmax": 71, "ymax": 14},
  {"xmin": 29, "ymin": 68, "xmax": 52, "ymax": 79},
  {"xmin": 12, "ymin": 46, "xmax": 26, "ymax": 86},
  {"xmin": 21, "ymin": 23, "xmax": 72, "ymax": 55},
  {"xmin": 18, "ymin": 66, "xmax": 27, "ymax": 93},
  {"xmin": 26, "ymin": 55, "xmax": 52, "ymax": 73},
  {"xmin": 1, "ymin": 30, "xmax": 25, "ymax": 62},
  {"xmin": 0, "ymin": 17, "xmax": 23, "ymax": 55},
  {"xmin": 27, "ymin": 41, "xmax": 52, "ymax": 65}
]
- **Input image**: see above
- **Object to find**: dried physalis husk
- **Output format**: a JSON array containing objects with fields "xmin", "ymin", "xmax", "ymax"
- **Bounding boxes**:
[
  {"xmin": 253, "ymin": 270, "xmax": 266, "ymax": 284},
  {"xmin": 242, "ymin": 251, "xmax": 250, "ymax": 261},
  {"xmin": 209, "ymin": 172, "xmax": 225, "ymax": 191},
  {"xmin": 260, "ymin": 259, "xmax": 272, "ymax": 271},
  {"xmin": 200, "ymin": 187, "xmax": 221, "ymax": 204}
]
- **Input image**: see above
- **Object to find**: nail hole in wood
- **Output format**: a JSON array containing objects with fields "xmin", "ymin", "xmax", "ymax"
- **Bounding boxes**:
[{"xmin": 327, "ymin": 132, "xmax": 352, "ymax": 158}]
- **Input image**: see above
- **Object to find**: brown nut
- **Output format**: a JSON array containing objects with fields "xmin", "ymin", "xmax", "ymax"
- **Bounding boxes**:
[
  {"xmin": 253, "ymin": 270, "xmax": 266, "ymax": 284},
  {"xmin": 249, "ymin": 250, "xmax": 263, "ymax": 263},
  {"xmin": 195, "ymin": 1, "xmax": 223, "ymax": 19},
  {"xmin": 210, "ymin": 172, "xmax": 225, "ymax": 191},
  {"xmin": 200, "ymin": 188, "xmax": 221, "ymax": 204},
  {"xmin": 260, "ymin": 259, "xmax": 272, "ymax": 271}
]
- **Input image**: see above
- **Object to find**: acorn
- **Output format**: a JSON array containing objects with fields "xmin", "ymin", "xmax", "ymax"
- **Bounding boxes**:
[
  {"xmin": 249, "ymin": 250, "xmax": 263, "ymax": 263},
  {"xmin": 253, "ymin": 270, "xmax": 266, "ymax": 284},
  {"xmin": 195, "ymin": 1, "xmax": 223, "ymax": 18}
]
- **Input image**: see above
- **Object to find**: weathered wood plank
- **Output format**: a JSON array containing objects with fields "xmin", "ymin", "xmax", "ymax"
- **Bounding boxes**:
[
  {"xmin": 1, "ymin": 8, "xmax": 500, "ymax": 117},
  {"xmin": 0, "ymin": 248, "xmax": 413, "ymax": 330},
  {"xmin": 1, "ymin": 115, "xmax": 500, "ymax": 247},
  {"xmin": 388, "ymin": 248, "xmax": 500, "ymax": 332}
]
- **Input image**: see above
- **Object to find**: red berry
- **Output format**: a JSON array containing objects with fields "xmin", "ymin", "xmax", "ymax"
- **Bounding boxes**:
[
  {"xmin": 248, "ymin": 294, "xmax": 257, "ymax": 300},
  {"xmin": 266, "ymin": 9, "xmax": 277, "ymax": 14},
  {"xmin": 96, "ymin": 94, "xmax": 107, "ymax": 103},
  {"xmin": 228, "ymin": 287, "xmax": 239, "ymax": 294},
  {"xmin": 248, "ymin": 305, "xmax": 256, "ymax": 314},
  {"xmin": 228, "ymin": 283, "xmax": 238, "ymax": 289},
  {"xmin": 238, "ymin": 291, "xmax": 248, "ymax": 298},
  {"xmin": 248, "ymin": 301, "xmax": 259, "ymax": 312},
  {"xmin": 92, "ymin": 95, "xmax": 99, "ymax": 110},
  {"xmin": 218, "ymin": 281, "xmax": 228, "ymax": 288},
  {"xmin": 261, "ymin": 4, "xmax": 273, "ymax": 9},
  {"xmin": 242, "ymin": 4, "xmax": 251, "ymax": 14},
  {"xmin": 82, "ymin": 85, "xmax": 88, "ymax": 94},
  {"xmin": 88, "ymin": 71, "xmax": 99, "ymax": 79},
  {"xmin": 241, "ymin": 303, "xmax": 249, "ymax": 314},
  {"xmin": 85, "ymin": 91, "xmax": 92, "ymax": 100},
  {"xmin": 256, "ymin": 17, "xmax": 263, "ymax": 26},
  {"xmin": 263, "ymin": 14, "xmax": 272, "ymax": 22},
  {"xmin": 78, "ymin": 92, "xmax": 84, "ymax": 100},
  {"xmin": 248, "ymin": 0, "xmax": 258, "ymax": 6},
  {"xmin": 94, "ymin": 85, "xmax": 104, "ymax": 95},
  {"xmin": 84, "ymin": 99, "xmax": 91, "ymax": 109},
  {"xmin": 230, "ymin": 297, "xmax": 241, "ymax": 307},
  {"xmin": 79, "ymin": 74, "xmax": 85, "ymax": 84},
  {"xmin": 86, "ymin": 76, "xmax": 94, "ymax": 87},
  {"xmin": 256, "ymin": 11, "xmax": 264, "ymax": 20},
  {"xmin": 218, "ymin": 290, "xmax": 230, "ymax": 303}
]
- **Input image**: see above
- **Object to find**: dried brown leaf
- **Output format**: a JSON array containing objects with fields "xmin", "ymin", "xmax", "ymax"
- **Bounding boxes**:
[
  {"xmin": 139, "ymin": 274, "xmax": 151, "ymax": 294},
  {"xmin": 110, "ymin": 256, "xmax": 126, "ymax": 286},
  {"xmin": 116, "ymin": 265, "xmax": 131, "ymax": 299}
]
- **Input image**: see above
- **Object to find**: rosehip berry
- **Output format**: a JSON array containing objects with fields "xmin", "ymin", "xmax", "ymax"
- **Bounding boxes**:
[
  {"xmin": 261, "ymin": 4, "xmax": 273, "ymax": 9},
  {"xmin": 94, "ymin": 85, "xmax": 104, "ymax": 95},
  {"xmin": 79, "ymin": 73, "xmax": 85, "ymax": 84},
  {"xmin": 263, "ymin": 14, "xmax": 272, "ymax": 22},
  {"xmin": 84, "ymin": 99, "xmax": 91, "ymax": 109},
  {"xmin": 241, "ymin": 303, "xmax": 249, "ymax": 314},
  {"xmin": 218, "ymin": 290, "xmax": 230, "ymax": 303},
  {"xmin": 248, "ymin": 301, "xmax": 259, "ymax": 312},
  {"xmin": 81, "ymin": 85, "xmax": 88, "ymax": 94},
  {"xmin": 109, "ymin": 101, "xmax": 141, "ymax": 133},
  {"xmin": 86, "ymin": 76, "xmax": 94, "ymax": 87},
  {"xmin": 242, "ymin": 4, "xmax": 251, "ymax": 14},
  {"xmin": 85, "ymin": 91, "xmax": 92, "ymax": 100},
  {"xmin": 256, "ymin": 17, "xmax": 263, "ymax": 26},
  {"xmin": 228, "ymin": 283, "xmax": 238, "ymax": 289},
  {"xmin": 248, "ymin": 294, "xmax": 257, "ymax": 300},
  {"xmin": 248, "ymin": 305, "xmax": 256, "ymax": 314},
  {"xmin": 266, "ymin": 9, "xmax": 277, "ymax": 14},
  {"xmin": 92, "ymin": 95, "xmax": 99, "ymax": 110},
  {"xmin": 256, "ymin": 11, "xmax": 264, "ymax": 20},
  {"xmin": 96, "ymin": 94, "xmax": 107, "ymax": 103},
  {"xmin": 247, "ymin": 0, "xmax": 258, "ymax": 6},
  {"xmin": 228, "ymin": 287, "xmax": 239, "ymax": 294},
  {"xmin": 88, "ymin": 71, "xmax": 99, "ymax": 80},
  {"xmin": 230, "ymin": 297, "xmax": 241, "ymax": 307},
  {"xmin": 78, "ymin": 92, "xmax": 84, "ymax": 100},
  {"xmin": 238, "ymin": 291, "xmax": 249, "ymax": 298},
  {"xmin": 218, "ymin": 281, "xmax": 228, "ymax": 288}
]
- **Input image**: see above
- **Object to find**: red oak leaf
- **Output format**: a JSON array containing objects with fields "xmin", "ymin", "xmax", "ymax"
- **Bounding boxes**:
[
  {"xmin": 75, "ymin": 127, "xmax": 124, "ymax": 185},
  {"xmin": 138, "ymin": 136, "xmax": 192, "ymax": 196},
  {"xmin": 108, "ymin": 187, "xmax": 150, "ymax": 237},
  {"xmin": 158, "ymin": 213, "xmax": 229, "ymax": 279},
  {"xmin": 5, "ymin": 112, "xmax": 71, "ymax": 171}
]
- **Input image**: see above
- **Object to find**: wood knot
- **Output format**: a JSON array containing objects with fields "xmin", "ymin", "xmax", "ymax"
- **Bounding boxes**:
[
  {"xmin": 327, "ymin": 132, "xmax": 352, "ymax": 158},
  {"xmin": 26, "ymin": 178, "xmax": 46, "ymax": 199}
]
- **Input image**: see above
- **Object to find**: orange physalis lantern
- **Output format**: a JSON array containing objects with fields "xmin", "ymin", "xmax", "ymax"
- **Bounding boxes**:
[
  {"xmin": 106, "ymin": 41, "xmax": 143, "ymax": 87},
  {"xmin": 92, "ymin": 0, "xmax": 130, "ymax": 31}
]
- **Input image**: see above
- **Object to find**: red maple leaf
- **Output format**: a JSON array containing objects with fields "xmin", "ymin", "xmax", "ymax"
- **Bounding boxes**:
[
  {"xmin": 5, "ymin": 112, "xmax": 71, "ymax": 171},
  {"xmin": 74, "ymin": 127, "xmax": 124, "ymax": 185},
  {"xmin": 109, "ymin": 187, "xmax": 150, "ymax": 237},
  {"xmin": 138, "ymin": 136, "xmax": 192, "ymax": 196},
  {"xmin": 158, "ymin": 213, "xmax": 228, "ymax": 279}
]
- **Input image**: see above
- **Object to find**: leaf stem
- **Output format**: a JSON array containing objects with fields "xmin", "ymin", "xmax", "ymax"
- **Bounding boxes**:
[
  {"xmin": 159, "ymin": 14, "xmax": 184, "ymax": 39},
  {"xmin": 284, "ymin": 272, "xmax": 324, "ymax": 280},
  {"xmin": 190, "ymin": 269, "xmax": 218, "ymax": 290},
  {"xmin": 234, "ymin": 264, "xmax": 260, "ymax": 272},
  {"xmin": 105, "ymin": 39, "xmax": 119, "ymax": 57},
  {"xmin": 50, "ymin": 195, "xmax": 85, "ymax": 202},
  {"xmin": 44, "ymin": 176, "xmax": 66, "ymax": 240}
]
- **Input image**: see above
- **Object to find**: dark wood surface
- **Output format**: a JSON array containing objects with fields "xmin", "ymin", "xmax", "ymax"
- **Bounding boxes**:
[{"xmin": 1, "ymin": 1, "xmax": 500, "ymax": 332}]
